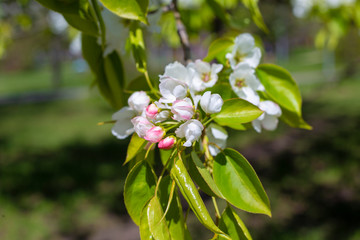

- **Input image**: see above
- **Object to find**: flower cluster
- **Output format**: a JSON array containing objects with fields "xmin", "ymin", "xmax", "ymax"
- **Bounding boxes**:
[
  {"xmin": 111, "ymin": 33, "xmax": 283, "ymax": 153},
  {"xmin": 112, "ymin": 59, "xmax": 226, "ymax": 154},
  {"xmin": 226, "ymin": 33, "xmax": 282, "ymax": 132}
]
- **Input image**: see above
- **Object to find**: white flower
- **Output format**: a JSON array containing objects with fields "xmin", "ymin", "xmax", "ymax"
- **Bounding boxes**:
[
  {"xmin": 128, "ymin": 91, "xmax": 150, "ymax": 114},
  {"xmin": 229, "ymin": 63, "xmax": 264, "ymax": 105},
  {"xmin": 206, "ymin": 124, "xmax": 228, "ymax": 156},
  {"xmin": 171, "ymin": 98, "xmax": 195, "ymax": 121},
  {"xmin": 187, "ymin": 60, "xmax": 223, "ymax": 92},
  {"xmin": 252, "ymin": 100, "xmax": 282, "ymax": 133},
  {"xmin": 154, "ymin": 110, "xmax": 171, "ymax": 123},
  {"xmin": 131, "ymin": 116, "xmax": 154, "ymax": 138},
  {"xmin": 111, "ymin": 107, "xmax": 136, "ymax": 139},
  {"xmin": 159, "ymin": 78, "xmax": 188, "ymax": 103},
  {"xmin": 200, "ymin": 91, "xmax": 223, "ymax": 114},
  {"xmin": 161, "ymin": 61, "xmax": 193, "ymax": 86},
  {"xmin": 175, "ymin": 119, "xmax": 204, "ymax": 147},
  {"xmin": 226, "ymin": 33, "xmax": 261, "ymax": 69}
]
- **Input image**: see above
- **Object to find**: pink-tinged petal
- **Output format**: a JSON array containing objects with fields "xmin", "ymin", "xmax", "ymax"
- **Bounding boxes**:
[
  {"xmin": 158, "ymin": 136, "xmax": 176, "ymax": 149},
  {"xmin": 144, "ymin": 126, "xmax": 165, "ymax": 143}
]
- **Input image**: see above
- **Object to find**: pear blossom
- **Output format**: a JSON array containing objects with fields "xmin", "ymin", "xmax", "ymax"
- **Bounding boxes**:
[
  {"xmin": 206, "ymin": 124, "xmax": 228, "ymax": 156},
  {"xmin": 146, "ymin": 103, "xmax": 159, "ymax": 119},
  {"xmin": 175, "ymin": 119, "xmax": 204, "ymax": 147},
  {"xmin": 154, "ymin": 110, "xmax": 171, "ymax": 123},
  {"xmin": 111, "ymin": 107, "xmax": 136, "ymax": 139},
  {"xmin": 252, "ymin": 100, "xmax": 282, "ymax": 133},
  {"xmin": 187, "ymin": 60, "xmax": 223, "ymax": 92},
  {"xmin": 200, "ymin": 91, "xmax": 223, "ymax": 114},
  {"xmin": 128, "ymin": 91, "xmax": 150, "ymax": 114},
  {"xmin": 226, "ymin": 33, "xmax": 261, "ymax": 69},
  {"xmin": 171, "ymin": 98, "xmax": 195, "ymax": 121},
  {"xmin": 158, "ymin": 136, "xmax": 176, "ymax": 149},
  {"xmin": 131, "ymin": 116, "xmax": 154, "ymax": 138},
  {"xmin": 229, "ymin": 63, "xmax": 264, "ymax": 105},
  {"xmin": 144, "ymin": 126, "xmax": 165, "ymax": 143},
  {"xmin": 159, "ymin": 78, "xmax": 188, "ymax": 103},
  {"xmin": 161, "ymin": 61, "xmax": 193, "ymax": 86}
]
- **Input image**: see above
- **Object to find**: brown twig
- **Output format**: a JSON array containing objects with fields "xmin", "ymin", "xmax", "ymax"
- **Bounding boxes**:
[{"xmin": 170, "ymin": 0, "xmax": 191, "ymax": 63}]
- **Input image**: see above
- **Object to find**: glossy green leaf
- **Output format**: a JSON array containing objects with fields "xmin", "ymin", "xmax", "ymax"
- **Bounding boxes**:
[
  {"xmin": 147, "ymin": 196, "xmax": 172, "ymax": 239},
  {"xmin": 213, "ymin": 148, "xmax": 271, "ymax": 216},
  {"xmin": 256, "ymin": 64, "xmax": 302, "ymax": 115},
  {"xmin": 207, "ymin": 83, "xmax": 233, "ymax": 101},
  {"xmin": 36, "ymin": 0, "xmax": 82, "ymax": 15},
  {"xmin": 204, "ymin": 37, "xmax": 234, "ymax": 63},
  {"xmin": 104, "ymin": 51, "xmax": 126, "ymax": 108},
  {"xmin": 139, "ymin": 201, "xmax": 154, "ymax": 240},
  {"xmin": 280, "ymin": 107, "xmax": 312, "ymax": 130},
  {"xmin": 124, "ymin": 161, "xmax": 157, "ymax": 225},
  {"xmin": 188, "ymin": 151, "xmax": 223, "ymax": 198},
  {"xmin": 240, "ymin": 0, "xmax": 268, "ymax": 33},
  {"xmin": 129, "ymin": 23, "xmax": 147, "ymax": 73},
  {"xmin": 124, "ymin": 133, "xmax": 147, "ymax": 165},
  {"xmin": 212, "ymin": 98, "xmax": 263, "ymax": 129},
  {"xmin": 63, "ymin": 13, "xmax": 98, "ymax": 36},
  {"xmin": 99, "ymin": 0, "xmax": 149, "ymax": 24},
  {"xmin": 170, "ymin": 158, "xmax": 229, "ymax": 239},
  {"xmin": 218, "ymin": 206, "xmax": 252, "ymax": 240},
  {"xmin": 158, "ymin": 176, "xmax": 190, "ymax": 240},
  {"xmin": 81, "ymin": 34, "xmax": 114, "ymax": 107}
]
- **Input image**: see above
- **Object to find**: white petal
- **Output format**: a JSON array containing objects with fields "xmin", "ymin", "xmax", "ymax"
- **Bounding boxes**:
[
  {"xmin": 112, "ymin": 107, "xmax": 135, "ymax": 121},
  {"xmin": 243, "ymin": 47, "xmax": 261, "ymax": 68},
  {"xmin": 200, "ymin": 91, "xmax": 211, "ymax": 112},
  {"xmin": 252, "ymin": 119, "xmax": 262, "ymax": 133},
  {"xmin": 261, "ymin": 115, "xmax": 279, "ymax": 131},
  {"xmin": 112, "ymin": 121, "xmax": 134, "ymax": 139},
  {"xmin": 259, "ymin": 101, "xmax": 282, "ymax": 116},
  {"xmin": 235, "ymin": 33, "xmax": 255, "ymax": 54}
]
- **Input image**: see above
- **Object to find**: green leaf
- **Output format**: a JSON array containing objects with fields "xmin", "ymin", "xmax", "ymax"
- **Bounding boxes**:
[
  {"xmin": 158, "ymin": 176, "xmax": 189, "ymax": 240},
  {"xmin": 104, "ymin": 51, "xmax": 126, "ymax": 108},
  {"xmin": 63, "ymin": 13, "xmax": 98, "ymax": 36},
  {"xmin": 256, "ymin": 64, "xmax": 302, "ymax": 115},
  {"xmin": 188, "ymin": 151, "xmax": 223, "ymax": 198},
  {"xmin": 280, "ymin": 107, "xmax": 312, "ymax": 130},
  {"xmin": 124, "ymin": 161, "xmax": 157, "ymax": 225},
  {"xmin": 218, "ymin": 206, "xmax": 252, "ymax": 240},
  {"xmin": 124, "ymin": 133, "xmax": 147, "ymax": 165},
  {"xmin": 129, "ymin": 22, "xmax": 147, "ymax": 73},
  {"xmin": 213, "ymin": 148, "xmax": 271, "ymax": 216},
  {"xmin": 139, "ymin": 201, "xmax": 154, "ymax": 240},
  {"xmin": 240, "ymin": 0, "xmax": 268, "ymax": 33},
  {"xmin": 212, "ymin": 98, "xmax": 263, "ymax": 129},
  {"xmin": 81, "ymin": 34, "xmax": 114, "ymax": 107},
  {"xmin": 99, "ymin": 0, "xmax": 149, "ymax": 24},
  {"xmin": 207, "ymin": 83, "xmax": 233, "ymax": 101},
  {"xmin": 147, "ymin": 196, "xmax": 172, "ymax": 239},
  {"xmin": 36, "ymin": 0, "xmax": 82, "ymax": 15},
  {"xmin": 204, "ymin": 37, "xmax": 234, "ymax": 63},
  {"xmin": 170, "ymin": 158, "xmax": 229, "ymax": 239}
]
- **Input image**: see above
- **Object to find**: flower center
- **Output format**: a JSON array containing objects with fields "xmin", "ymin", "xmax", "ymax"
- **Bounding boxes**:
[
  {"xmin": 235, "ymin": 51, "xmax": 246, "ymax": 63},
  {"xmin": 235, "ymin": 78, "xmax": 246, "ymax": 88},
  {"xmin": 202, "ymin": 73, "xmax": 210, "ymax": 82}
]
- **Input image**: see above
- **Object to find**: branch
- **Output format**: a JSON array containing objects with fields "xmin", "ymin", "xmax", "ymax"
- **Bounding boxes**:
[{"xmin": 170, "ymin": 0, "xmax": 191, "ymax": 63}]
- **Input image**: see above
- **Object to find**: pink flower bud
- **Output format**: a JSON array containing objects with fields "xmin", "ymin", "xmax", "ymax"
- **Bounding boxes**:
[
  {"xmin": 158, "ymin": 136, "xmax": 176, "ymax": 149},
  {"xmin": 144, "ymin": 126, "xmax": 165, "ymax": 143},
  {"xmin": 171, "ymin": 98, "xmax": 194, "ymax": 121},
  {"xmin": 146, "ymin": 103, "xmax": 159, "ymax": 119}
]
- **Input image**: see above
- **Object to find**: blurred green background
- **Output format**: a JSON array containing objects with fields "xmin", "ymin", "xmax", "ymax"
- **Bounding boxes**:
[{"xmin": 1, "ymin": 0, "xmax": 360, "ymax": 240}]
